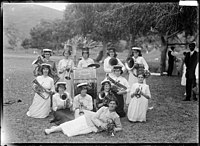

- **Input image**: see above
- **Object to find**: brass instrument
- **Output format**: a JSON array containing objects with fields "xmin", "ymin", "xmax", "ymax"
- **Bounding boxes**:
[
  {"xmin": 106, "ymin": 74, "xmax": 127, "ymax": 92},
  {"xmin": 32, "ymin": 79, "xmax": 53, "ymax": 100},
  {"xmin": 125, "ymin": 57, "xmax": 134, "ymax": 71},
  {"xmin": 49, "ymin": 69, "xmax": 60, "ymax": 84},
  {"xmin": 60, "ymin": 93, "xmax": 71, "ymax": 108},
  {"xmin": 109, "ymin": 57, "xmax": 118, "ymax": 66},
  {"xmin": 65, "ymin": 67, "xmax": 73, "ymax": 80},
  {"xmin": 79, "ymin": 102, "xmax": 84, "ymax": 116},
  {"xmin": 32, "ymin": 55, "xmax": 45, "ymax": 76}
]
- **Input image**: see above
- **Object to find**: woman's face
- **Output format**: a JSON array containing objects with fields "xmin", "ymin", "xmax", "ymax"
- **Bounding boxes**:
[
  {"xmin": 83, "ymin": 52, "xmax": 89, "ymax": 59},
  {"xmin": 109, "ymin": 51, "xmax": 115, "ymax": 57},
  {"xmin": 114, "ymin": 69, "xmax": 121, "ymax": 77},
  {"xmin": 137, "ymin": 74, "xmax": 144, "ymax": 83},
  {"xmin": 44, "ymin": 52, "xmax": 51, "ymax": 59},
  {"xmin": 104, "ymin": 83, "xmax": 111, "ymax": 92},
  {"xmin": 133, "ymin": 50, "xmax": 139, "ymax": 58},
  {"xmin": 108, "ymin": 101, "xmax": 117, "ymax": 111},
  {"xmin": 80, "ymin": 88, "xmax": 87, "ymax": 96},
  {"xmin": 42, "ymin": 67, "xmax": 49, "ymax": 75},
  {"xmin": 64, "ymin": 51, "xmax": 70, "ymax": 58},
  {"xmin": 58, "ymin": 86, "xmax": 65, "ymax": 93}
]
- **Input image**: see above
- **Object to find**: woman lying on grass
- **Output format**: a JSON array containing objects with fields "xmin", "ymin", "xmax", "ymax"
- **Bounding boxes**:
[{"xmin": 44, "ymin": 96, "xmax": 122, "ymax": 137}]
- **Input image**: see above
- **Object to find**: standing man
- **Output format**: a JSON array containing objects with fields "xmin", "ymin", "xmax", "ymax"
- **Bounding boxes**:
[
  {"xmin": 183, "ymin": 43, "xmax": 198, "ymax": 101},
  {"xmin": 167, "ymin": 46, "xmax": 176, "ymax": 76}
]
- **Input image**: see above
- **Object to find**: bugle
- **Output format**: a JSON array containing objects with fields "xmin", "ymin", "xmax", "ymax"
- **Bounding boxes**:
[{"xmin": 79, "ymin": 102, "xmax": 84, "ymax": 115}]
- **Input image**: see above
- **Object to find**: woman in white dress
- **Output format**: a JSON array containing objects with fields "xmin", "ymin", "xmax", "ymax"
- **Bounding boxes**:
[
  {"xmin": 73, "ymin": 83, "xmax": 93, "ymax": 118},
  {"xmin": 181, "ymin": 52, "xmax": 187, "ymax": 95},
  {"xmin": 50, "ymin": 82, "xmax": 74, "ymax": 125},
  {"xmin": 103, "ymin": 47, "xmax": 126, "ymax": 76},
  {"xmin": 57, "ymin": 49, "xmax": 74, "ymax": 97},
  {"xmin": 44, "ymin": 97, "xmax": 122, "ymax": 137},
  {"xmin": 125, "ymin": 47, "xmax": 149, "ymax": 105},
  {"xmin": 127, "ymin": 71, "xmax": 151, "ymax": 122},
  {"xmin": 27, "ymin": 63, "xmax": 55, "ymax": 118}
]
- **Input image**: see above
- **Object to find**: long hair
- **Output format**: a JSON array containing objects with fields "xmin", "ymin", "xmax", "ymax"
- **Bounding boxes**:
[
  {"xmin": 63, "ymin": 49, "xmax": 72, "ymax": 56},
  {"xmin": 100, "ymin": 81, "xmax": 112, "ymax": 92},
  {"xmin": 40, "ymin": 65, "xmax": 52, "ymax": 76},
  {"xmin": 131, "ymin": 49, "xmax": 142, "ymax": 57}
]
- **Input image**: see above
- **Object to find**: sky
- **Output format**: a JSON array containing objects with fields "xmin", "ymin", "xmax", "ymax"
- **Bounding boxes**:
[{"xmin": 34, "ymin": 3, "xmax": 70, "ymax": 11}]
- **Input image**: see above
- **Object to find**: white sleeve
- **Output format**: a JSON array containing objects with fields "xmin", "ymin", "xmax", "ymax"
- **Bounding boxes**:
[
  {"xmin": 123, "ymin": 78, "xmax": 130, "ymax": 93},
  {"xmin": 145, "ymin": 85, "xmax": 151, "ymax": 99},
  {"xmin": 141, "ymin": 57, "xmax": 149, "ymax": 70},
  {"xmin": 104, "ymin": 57, "xmax": 112, "ymax": 73},
  {"xmin": 57, "ymin": 60, "xmax": 62, "ymax": 73},
  {"xmin": 130, "ymin": 83, "xmax": 137, "ymax": 95},
  {"xmin": 52, "ymin": 94, "xmax": 58, "ymax": 111},
  {"xmin": 195, "ymin": 63, "xmax": 199, "ymax": 80},
  {"xmin": 117, "ymin": 58, "xmax": 126, "ymax": 72},
  {"xmin": 77, "ymin": 60, "xmax": 82, "ymax": 68}
]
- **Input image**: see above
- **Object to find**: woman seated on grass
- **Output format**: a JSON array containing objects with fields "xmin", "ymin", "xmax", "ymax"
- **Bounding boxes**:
[
  {"xmin": 127, "ymin": 71, "xmax": 151, "ymax": 122},
  {"xmin": 44, "ymin": 97, "xmax": 122, "ymax": 137},
  {"xmin": 50, "ymin": 82, "xmax": 74, "ymax": 125},
  {"xmin": 73, "ymin": 83, "xmax": 93, "ymax": 118}
]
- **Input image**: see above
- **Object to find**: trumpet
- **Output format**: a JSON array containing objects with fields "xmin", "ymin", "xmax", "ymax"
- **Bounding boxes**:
[
  {"xmin": 65, "ymin": 67, "xmax": 73, "ymax": 80},
  {"xmin": 79, "ymin": 102, "xmax": 84, "ymax": 116},
  {"xmin": 135, "ymin": 86, "xmax": 142, "ymax": 98},
  {"xmin": 32, "ymin": 79, "xmax": 53, "ymax": 100}
]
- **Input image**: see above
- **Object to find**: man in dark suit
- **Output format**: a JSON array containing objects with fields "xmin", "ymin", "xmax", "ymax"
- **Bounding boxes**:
[{"xmin": 183, "ymin": 43, "xmax": 198, "ymax": 101}]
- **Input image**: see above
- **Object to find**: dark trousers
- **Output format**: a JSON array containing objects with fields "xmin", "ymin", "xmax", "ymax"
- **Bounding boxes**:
[
  {"xmin": 186, "ymin": 78, "xmax": 196, "ymax": 100},
  {"xmin": 168, "ymin": 61, "xmax": 174, "ymax": 76}
]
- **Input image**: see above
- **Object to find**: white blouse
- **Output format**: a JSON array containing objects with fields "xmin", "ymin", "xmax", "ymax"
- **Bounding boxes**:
[
  {"xmin": 77, "ymin": 58, "xmax": 94, "ymax": 68},
  {"xmin": 126, "ymin": 56, "xmax": 149, "ymax": 71},
  {"xmin": 73, "ymin": 94, "xmax": 93, "ymax": 111},
  {"xmin": 57, "ymin": 58, "xmax": 74, "ymax": 74},
  {"xmin": 52, "ymin": 92, "xmax": 72, "ymax": 111}
]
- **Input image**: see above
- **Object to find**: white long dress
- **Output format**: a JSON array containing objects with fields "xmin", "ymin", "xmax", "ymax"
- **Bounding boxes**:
[
  {"xmin": 27, "ymin": 75, "xmax": 55, "ymax": 118},
  {"xmin": 125, "ymin": 56, "xmax": 149, "ymax": 105},
  {"xmin": 59, "ymin": 106, "xmax": 122, "ymax": 137},
  {"xmin": 57, "ymin": 58, "xmax": 74, "ymax": 97},
  {"xmin": 181, "ymin": 64, "xmax": 186, "ymax": 86},
  {"xmin": 127, "ymin": 83, "xmax": 151, "ymax": 122}
]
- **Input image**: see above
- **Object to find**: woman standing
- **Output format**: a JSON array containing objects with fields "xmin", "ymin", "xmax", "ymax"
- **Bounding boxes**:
[
  {"xmin": 50, "ymin": 82, "xmax": 74, "ymax": 125},
  {"xmin": 27, "ymin": 63, "xmax": 55, "ymax": 118},
  {"xmin": 57, "ymin": 49, "xmax": 74, "ymax": 97},
  {"xmin": 125, "ymin": 47, "xmax": 149, "ymax": 105},
  {"xmin": 103, "ymin": 47, "xmax": 126, "ymax": 76},
  {"xmin": 127, "ymin": 72, "xmax": 151, "ymax": 122},
  {"xmin": 44, "ymin": 97, "xmax": 122, "ymax": 137}
]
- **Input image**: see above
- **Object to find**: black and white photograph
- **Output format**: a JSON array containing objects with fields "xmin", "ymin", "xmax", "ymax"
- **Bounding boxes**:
[{"xmin": 2, "ymin": 1, "xmax": 199, "ymax": 144}]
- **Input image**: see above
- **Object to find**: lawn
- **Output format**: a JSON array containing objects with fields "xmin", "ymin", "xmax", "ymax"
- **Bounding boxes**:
[{"xmin": 2, "ymin": 50, "xmax": 198, "ymax": 144}]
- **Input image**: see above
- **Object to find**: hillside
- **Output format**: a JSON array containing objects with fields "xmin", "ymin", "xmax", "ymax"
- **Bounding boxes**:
[{"xmin": 3, "ymin": 3, "xmax": 64, "ymax": 40}]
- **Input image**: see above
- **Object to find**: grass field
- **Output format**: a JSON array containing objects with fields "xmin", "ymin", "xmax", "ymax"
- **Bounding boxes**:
[{"xmin": 2, "ymin": 50, "xmax": 199, "ymax": 143}]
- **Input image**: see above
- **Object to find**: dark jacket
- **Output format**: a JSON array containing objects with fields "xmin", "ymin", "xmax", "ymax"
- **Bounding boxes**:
[{"xmin": 184, "ymin": 51, "xmax": 198, "ymax": 79}]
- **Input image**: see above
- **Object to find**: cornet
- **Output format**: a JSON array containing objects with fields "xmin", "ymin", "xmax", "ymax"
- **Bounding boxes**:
[
  {"xmin": 65, "ymin": 67, "xmax": 73, "ymax": 80},
  {"xmin": 79, "ymin": 102, "xmax": 84, "ymax": 116}
]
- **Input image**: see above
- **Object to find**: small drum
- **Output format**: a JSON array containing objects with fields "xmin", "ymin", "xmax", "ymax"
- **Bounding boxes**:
[{"xmin": 73, "ymin": 68, "xmax": 97, "ymax": 111}]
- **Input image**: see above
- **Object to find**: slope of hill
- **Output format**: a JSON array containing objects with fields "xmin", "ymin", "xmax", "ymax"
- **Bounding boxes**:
[{"xmin": 3, "ymin": 3, "xmax": 64, "ymax": 40}]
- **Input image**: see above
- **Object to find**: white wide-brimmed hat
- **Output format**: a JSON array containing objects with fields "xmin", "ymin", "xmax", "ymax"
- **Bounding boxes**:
[
  {"xmin": 101, "ymin": 79, "xmax": 111, "ymax": 85},
  {"xmin": 132, "ymin": 47, "xmax": 141, "ymax": 51},
  {"xmin": 77, "ymin": 82, "xmax": 88, "ymax": 88},
  {"xmin": 41, "ymin": 63, "xmax": 52, "ymax": 68},
  {"xmin": 43, "ymin": 49, "xmax": 52, "ymax": 52},
  {"xmin": 56, "ymin": 82, "xmax": 66, "ymax": 87}
]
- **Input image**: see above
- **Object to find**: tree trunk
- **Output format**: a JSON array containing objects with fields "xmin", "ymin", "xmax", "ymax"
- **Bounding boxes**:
[
  {"xmin": 160, "ymin": 35, "xmax": 168, "ymax": 76},
  {"xmin": 95, "ymin": 40, "xmax": 107, "ymax": 63},
  {"xmin": 127, "ymin": 34, "xmax": 135, "ymax": 58}
]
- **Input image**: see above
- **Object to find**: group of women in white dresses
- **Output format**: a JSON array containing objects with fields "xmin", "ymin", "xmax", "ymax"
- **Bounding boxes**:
[{"xmin": 27, "ymin": 45, "xmax": 152, "ymax": 137}]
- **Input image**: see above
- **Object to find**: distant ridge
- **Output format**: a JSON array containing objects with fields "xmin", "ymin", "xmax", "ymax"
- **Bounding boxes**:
[{"xmin": 3, "ymin": 3, "xmax": 64, "ymax": 40}]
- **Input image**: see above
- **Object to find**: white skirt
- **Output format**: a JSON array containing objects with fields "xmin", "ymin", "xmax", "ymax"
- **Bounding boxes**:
[
  {"xmin": 127, "ymin": 96, "xmax": 148, "ymax": 122},
  {"xmin": 60, "ymin": 115, "xmax": 94, "ymax": 137}
]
